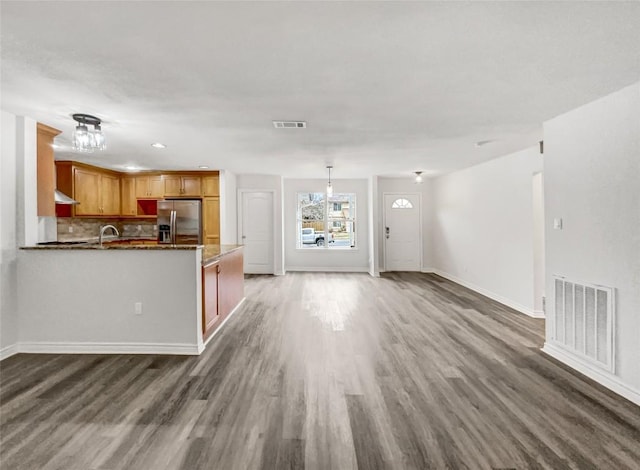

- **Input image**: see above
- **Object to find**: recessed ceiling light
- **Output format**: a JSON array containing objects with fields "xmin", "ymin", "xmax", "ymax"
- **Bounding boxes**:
[
  {"xmin": 198, "ymin": 165, "xmax": 209, "ymax": 169},
  {"xmin": 151, "ymin": 142, "xmax": 167, "ymax": 149},
  {"xmin": 125, "ymin": 165, "xmax": 140, "ymax": 171}
]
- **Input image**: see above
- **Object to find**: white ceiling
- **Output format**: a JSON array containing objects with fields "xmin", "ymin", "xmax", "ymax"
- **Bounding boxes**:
[{"xmin": 1, "ymin": 1, "xmax": 639, "ymax": 178}]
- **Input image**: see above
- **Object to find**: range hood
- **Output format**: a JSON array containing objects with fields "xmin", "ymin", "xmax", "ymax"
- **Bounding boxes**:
[{"xmin": 54, "ymin": 189, "xmax": 79, "ymax": 205}]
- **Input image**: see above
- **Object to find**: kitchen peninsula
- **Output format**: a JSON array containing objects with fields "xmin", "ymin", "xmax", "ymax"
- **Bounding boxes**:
[{"xmin": 17, "ymin": 243, "xmax": 244, "ymax": 355}]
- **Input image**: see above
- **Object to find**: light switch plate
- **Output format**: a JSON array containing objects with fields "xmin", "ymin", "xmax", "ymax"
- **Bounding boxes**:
[{"xmin": 553, "ymin": 218, "xmax": 563, "ymax": 230}]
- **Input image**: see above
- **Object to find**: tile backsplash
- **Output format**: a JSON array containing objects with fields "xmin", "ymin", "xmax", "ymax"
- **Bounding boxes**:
[{"xmin": 57, "ymin": 218, "xmax": 157, "ymax": 241}]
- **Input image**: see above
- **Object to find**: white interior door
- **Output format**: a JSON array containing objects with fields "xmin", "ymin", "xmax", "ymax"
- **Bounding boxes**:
[
  {"xmin": 240, "ymin": 191, "xmax": 274, "ymax": 274},
  {"xmin": 384, "ymin": 193, "xmax": 421, "ymax": 271}
]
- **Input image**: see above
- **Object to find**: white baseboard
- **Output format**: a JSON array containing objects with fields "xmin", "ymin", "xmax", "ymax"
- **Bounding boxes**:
[
  {"xmin": 0, "ymin": 344, "xmax": 19, "ymax": 361},
  {"xmin": 429, "ymin": 269, "xmax": 539, "ymax": 318},
  {"xmin": 285, "ymin": 266, "xmax": 369, "ymax": 273},
  {"xmin": 542, "ymin": 342, "xmax": 640, "ymax": 406},
  {"xmin": 203, "ymin": 297, "xmax": 246, "ymax": 348},
  {"xmin": 12, "ymin": 341, "xmax": 202, "ymax": 356}
]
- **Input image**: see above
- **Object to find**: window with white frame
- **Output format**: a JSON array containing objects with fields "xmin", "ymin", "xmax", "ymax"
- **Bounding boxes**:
[{"xmin": 297, "ymin": 192, "xmax": 356, "ymax": 249}]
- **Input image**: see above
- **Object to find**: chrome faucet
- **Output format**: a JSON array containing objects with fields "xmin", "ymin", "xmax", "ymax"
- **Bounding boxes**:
[{"xmin": 99, "ymin": 225, "xmax": 120, "ymax": 247}]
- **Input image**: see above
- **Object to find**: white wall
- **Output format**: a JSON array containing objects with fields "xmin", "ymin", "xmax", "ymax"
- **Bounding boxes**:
[
  {"xmin": 219, "ymin": 170, "xmax": 238, "ymax": 245},
  {"xmin": 532, "ymin": 172, "xmax": 545, "ymax": 314},
  {"xmin": 431, "ymin": 146, "xmax": 543, "ymax": 316},
  {"xmin": 1, "ymin": 111, "xmax": 38, "ymax": 359},
  {"xmin": 377, "ymin": 177, "xmax": 435, "ymax": 271},
  {"xmin": 284, "ymin": 178, "xmax": 369, "ymax": 271},
  {"xmin": 236, "ymin": 174, "xmax": 285, "ymax": 275},
  {"xmin": 17, "ymin": 249, "xmax": 203, "ymax": 354},
  {"xmin": 368, "ymin": 176, "xmax": 380, "ymax": 276},
  {"xmin": 1, "ymin": 112, "xmax": 19, "ymax": 358},
  {"xmin": 542, "ymin": 82, "xmax": 640, "ymax": 404}
]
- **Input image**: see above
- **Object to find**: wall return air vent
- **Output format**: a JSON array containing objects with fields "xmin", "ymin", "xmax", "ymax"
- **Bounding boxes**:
[{"xmin": 273, "ymin": 121, "xmax": 306, "ymax": 129}]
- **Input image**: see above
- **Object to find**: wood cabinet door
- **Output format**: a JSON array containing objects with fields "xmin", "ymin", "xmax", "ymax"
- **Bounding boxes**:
[
  {"xmin": 203, "ymin": 197, "xmax": 220, "ymax": 245},
  {"xmin": 121, "ymin": 177, "xmax": 137, "ymax": 216},
  {"xmin": 202, "ymin": 262, "xmax": 220, "ymax": 336},
  {"xmin": 182, "ymin": 176, "xmax": 202, "ymax": 196},
  {"xmin": 135, "ymin": 176, "xmax": 150, "ymax": 198},
  {"xmin": 202, "ymin": 175, "xmax": 219, "ymax": 197},
  {"xmin": 148, "ymin": 176, "xmax": 164, "ymax": 198},
  {"xmin": 163, "ymin": 175, "xmax": 182, "ymax": 196},
  {"xmin": 73, "ymin": 168, "xmax": 101, "ymax": 215},
  {"xmin": 218, "ymin": 248, "xmax": 244, "ymax": 318},
  {"xmin": 101, "ymin": 174, "xmax": 121, "ymax": 215},
  {"xmin": 36, "ymin": 124, "xmax": 61, "ymax": 217}
]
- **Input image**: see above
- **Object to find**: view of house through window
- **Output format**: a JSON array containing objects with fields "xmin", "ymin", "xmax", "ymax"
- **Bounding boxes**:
[{"xmin": 297, "ymin": 192, "xmax": 356, "ymax": 248}]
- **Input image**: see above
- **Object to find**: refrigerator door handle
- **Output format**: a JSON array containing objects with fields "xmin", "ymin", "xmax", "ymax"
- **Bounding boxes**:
[{"xmin": 170, "ymin": 210, "xmax": 177, "ymax": 244}]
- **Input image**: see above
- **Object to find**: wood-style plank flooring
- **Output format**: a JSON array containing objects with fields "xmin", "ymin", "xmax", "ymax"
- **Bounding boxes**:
[{"xmin": 1, "ymin": 272, "xmax": 639, "ymax": 469}]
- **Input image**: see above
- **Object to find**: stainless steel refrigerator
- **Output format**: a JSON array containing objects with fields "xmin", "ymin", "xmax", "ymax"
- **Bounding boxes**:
[{"xmin": 157, "ymin": 199, "xmax": 202, "ymax": 244}]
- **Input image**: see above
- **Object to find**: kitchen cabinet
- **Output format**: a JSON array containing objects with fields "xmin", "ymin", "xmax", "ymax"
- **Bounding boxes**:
[
  {"xmin": 202, "ymin": 175, "xmax": 220, "ymax": 197},
  {"xmin": 36, "ymin": 123, "xmax": 62, "ymax": 217},
  {"xmin": 135, "ymin": 175, "xmax": 163, "ymax": 198},
  {"xmin": 163, "ymin": 175, "xmax": 202, "ymax": 197},
  {"xmin": 201, "ymin": 247, "xmax": 243, "ymax": 341},
  {"xmin": 218, "ymin": 248, "xmax": 244, "ymax": 318},
  {"xmin": 121, "ymin": 177, "xmax": 137, "ymax": 216},
  {"xmin": 56, "ymin": 162, "xmax": 121, "ymax": 217},
  {"xmin": 203, "ymin": 197, "xmax": 220, "ymax": 244},
  {"xmin": 202, "ymin": 260, "xmax": 220, "ymax": 339}
]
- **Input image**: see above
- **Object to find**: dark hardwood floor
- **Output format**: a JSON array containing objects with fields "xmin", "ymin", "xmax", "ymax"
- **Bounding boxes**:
[{"xmin": 1, "ymin": 272, "xmax": 639, "ymax": 470}]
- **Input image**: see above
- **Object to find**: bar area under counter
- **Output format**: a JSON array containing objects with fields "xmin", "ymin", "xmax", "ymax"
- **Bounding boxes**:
[{"xmin": 17, "ymin": 243, "xmax": 244, "ymax": 355}]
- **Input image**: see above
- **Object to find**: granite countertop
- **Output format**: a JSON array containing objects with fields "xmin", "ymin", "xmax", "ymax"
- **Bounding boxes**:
[
  {"xmin": 21, "ymin": 242, "xmax": 198, "ymax": 251},
  {"xmin": 201, "ymin": 244, "xmax": 243, "ymax": 264},
  {"xmin": 21, "ymin": 241, "xmax": 243, "ymax": 262}
]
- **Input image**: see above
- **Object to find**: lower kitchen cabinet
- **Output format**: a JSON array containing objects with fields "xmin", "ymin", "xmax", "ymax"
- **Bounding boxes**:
[
  {"xmin": 201, "ymin": 248, "xmax": 244, "ymax": 341},
  {"xmin": 202, "ymin": 260, "xmax": 220, "ymax": 339}
]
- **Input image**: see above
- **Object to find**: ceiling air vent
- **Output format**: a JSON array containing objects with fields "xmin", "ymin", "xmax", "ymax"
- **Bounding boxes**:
[{"xmin": 273, "ymin": 121, "xmax": 306, "ymax": 129}]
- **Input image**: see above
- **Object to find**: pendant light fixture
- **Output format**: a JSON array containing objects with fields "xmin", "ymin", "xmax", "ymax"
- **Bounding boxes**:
[
  {"xmin": 414, "ymin": 171, "xmax": 423, "ymax": 183},
  {"xmin": 326, "ymin": 165, "xmax": 333, "ymax": 196},
  {"xmin": 72, "ymin": 113, "xmax": 106, "ymax": 153}
]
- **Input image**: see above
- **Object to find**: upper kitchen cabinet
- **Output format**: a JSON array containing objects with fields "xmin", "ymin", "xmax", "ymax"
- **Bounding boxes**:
[
  {"xmin": 56, "ymin": 162, "xmax": 121, "ymax": 217},
  {"xmin": 36, "ymin": 123, "xmax": 62, "ymax": 217},
  {"xmin": 121, "ymin": 177, "xmax": 137, "ymax": 216},
  {"xmin": 135, "ymin": 175, "xmax": 163, "ymax": 198},
  {"xmin": 203, "ymin": 197, "xmax": 220, "ymax": 244},
  {"xmin": 163, "ymin": 175, "xmax": 202, "ymax": 197},
  {"xmin": 202, "ymin": 174, "xmax": 220, "ymax": 197}
]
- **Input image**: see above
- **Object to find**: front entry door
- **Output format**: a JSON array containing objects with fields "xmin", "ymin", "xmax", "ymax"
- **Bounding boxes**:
[
  {"xmin": 240, "ymin": 191, "xmax": 274, "ymax": 274},
  {"xmin": 384, "ymin": 193, "xmax": 421, "ymax": 271}
]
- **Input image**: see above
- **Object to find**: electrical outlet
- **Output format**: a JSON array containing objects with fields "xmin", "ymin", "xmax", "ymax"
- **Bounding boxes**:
[
  {"xmin": 134, "ymin": 302, "xmax": 143, "ymax": 315},
  {"xmin": 68, "ymin": 226, "xmax": 73, "ymax": 233},
  {"xmin": 137, "ymin": 225, "xmax": 142, "ymax": 231}
]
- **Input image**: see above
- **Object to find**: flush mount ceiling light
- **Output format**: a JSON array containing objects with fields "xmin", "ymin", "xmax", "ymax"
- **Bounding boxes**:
[
  {"xmin": 198, "ymin": 165, "xmax": 209, "ymax": 169},
  {"xmin": 72, "ymin": 113, "xmax": 105, "ymax": 153},
  {"xmin": 414, "ymin": 171, "xmax": 423, "ymax": 183},
  {"xmin": 151, "ymin": 142, "xmax": 167, "ymax": 149},
  {"xmin": 326, "ymin": 165, "xmax": 333, "ymax": 196}
]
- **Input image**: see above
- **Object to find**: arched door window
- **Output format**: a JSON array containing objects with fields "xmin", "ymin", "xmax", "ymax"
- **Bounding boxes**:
[{"xmin": 391, "ymin": 198, "xmax": 413, "ymax": 209}]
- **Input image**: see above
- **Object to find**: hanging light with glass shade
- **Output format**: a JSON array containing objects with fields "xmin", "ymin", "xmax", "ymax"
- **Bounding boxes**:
[
  {"xmin": 72, "ymin": 114, "xmax": 106, "ymax": 152},
  {"xmin": 414, "ymin": 171, "xmax": 423, "ymax": 183},
  {"xmin": 326, "ymin": 165, "xmax": 333, "ymax": 196}
]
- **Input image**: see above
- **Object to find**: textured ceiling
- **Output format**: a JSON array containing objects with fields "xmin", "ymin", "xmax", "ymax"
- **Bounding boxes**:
[{"xmin": 1, "ymin": 1, "xmax": 639, "ymax": 178}]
